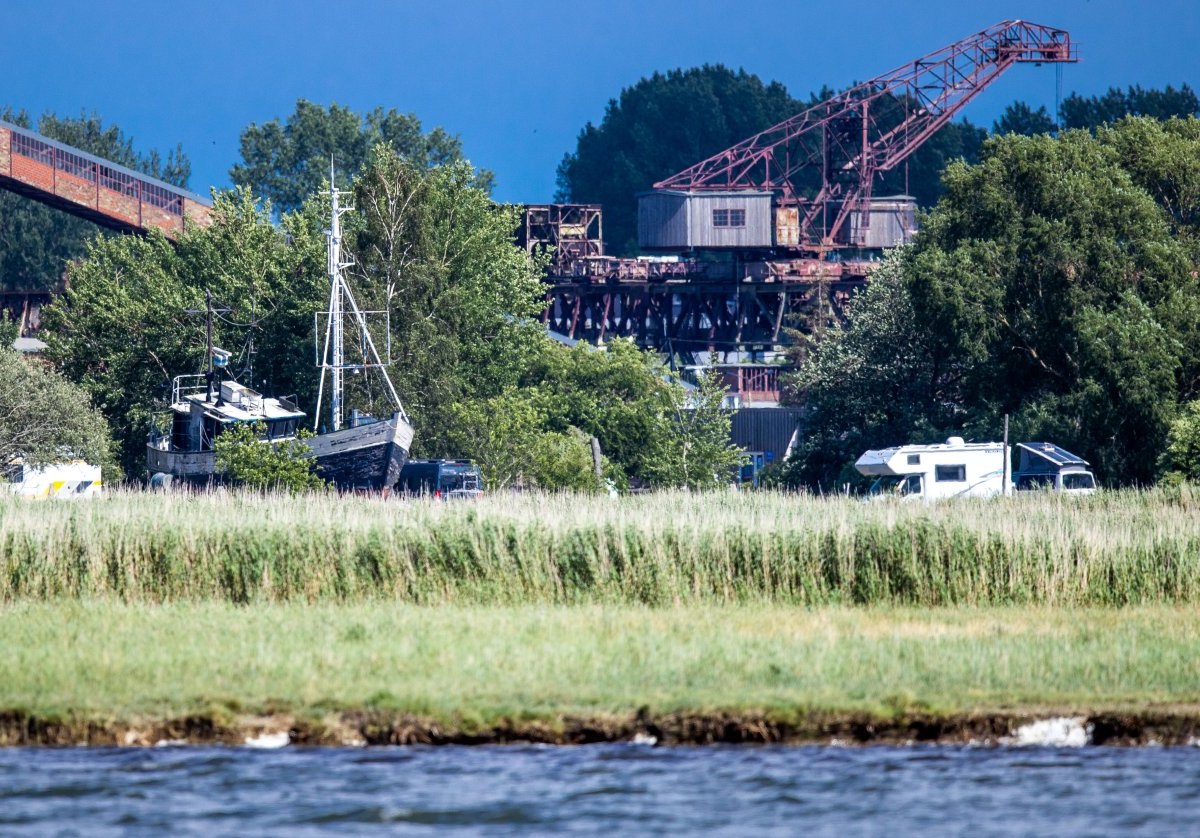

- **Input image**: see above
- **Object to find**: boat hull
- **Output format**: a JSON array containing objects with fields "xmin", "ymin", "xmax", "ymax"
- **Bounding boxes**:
[
  {"xmin": 147, "ymin": 413, "xmax": 414, "ymax": 491},
  {"xmin": 304, "ymin": 413, "xmax": 414, "ymax": 490}
]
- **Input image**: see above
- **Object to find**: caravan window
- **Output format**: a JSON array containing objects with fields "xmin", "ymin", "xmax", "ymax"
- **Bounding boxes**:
[
  {"xmin": 906, "ymin": 454, "xmax": 920, "ymax": 465},
  {"xmin": 935, "ymin": 465, "xmax": 966, "ymax": 482}
]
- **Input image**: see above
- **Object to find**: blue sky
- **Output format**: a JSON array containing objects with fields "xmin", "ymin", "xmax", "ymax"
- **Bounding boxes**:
[{"xmin": 5, "ymin": 0, "xmax": 1197, "ymax": 203}]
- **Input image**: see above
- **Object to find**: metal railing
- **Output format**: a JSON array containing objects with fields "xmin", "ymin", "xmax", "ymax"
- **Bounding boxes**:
[{"xmin": 3, "ymin": 120, "xmax": 208, "ymax": 219}]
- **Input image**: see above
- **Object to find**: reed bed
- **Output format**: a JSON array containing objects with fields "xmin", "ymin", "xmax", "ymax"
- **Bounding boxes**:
[{"xmin": 3, "ymin": 488, "xmax": 1200, "ymax": 605}]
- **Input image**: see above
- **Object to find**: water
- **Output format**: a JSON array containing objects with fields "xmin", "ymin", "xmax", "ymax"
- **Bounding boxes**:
[{"xmin": 2, "ymin": 744, "xmax": 1198, "ymax": 836}]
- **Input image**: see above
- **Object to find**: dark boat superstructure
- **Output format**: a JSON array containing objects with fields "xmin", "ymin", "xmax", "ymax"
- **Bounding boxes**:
[
  {"xmin": 147, "ymin": 171, "xmax": 414, "ymax": 490},
  {"xmin": 146, "ymin": 376, "xmax": 413, "ymax": 490}
]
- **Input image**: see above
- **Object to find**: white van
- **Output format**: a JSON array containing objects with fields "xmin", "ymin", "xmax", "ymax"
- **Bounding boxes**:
[
  {"xmin": 855, "ymin": 437, "xmax": 1006, "ymax": 501},
  {"xmin": 1013, "ymin": 442, "xmax": 1097, "ymax": 495}
]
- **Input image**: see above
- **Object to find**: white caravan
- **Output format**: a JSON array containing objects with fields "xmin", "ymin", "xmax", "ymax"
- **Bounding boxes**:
[
  {"xmin": 855, "ymin": 437, "xmax": 1006, "ymax": 501},
  {"xmin": 3, "ymin": 461, "xmax": 103, "ymax": 499}
]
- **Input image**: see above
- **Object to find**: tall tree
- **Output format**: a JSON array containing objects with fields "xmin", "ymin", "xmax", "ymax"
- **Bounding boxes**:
[
  {"xmin": 344, "ymin": 147, "xmax": 545, "ymax": 454},
  {"xmin": 0, "ymin": 346, "xmax": 113, "ymax": 473},
  {"xmin": 778, "ymin": 252, "xmax": 939, "ymax": 489},
  {"xmin": 0, "ymin": 108, "xmax": 191, "ymax": 292},
  {"xmin": 783, "ymin": 119, "xmax": 1200, "ymax": 488},
  {"xmin": 231, "ymin": 100, "xmax": 488, "ymax": 214},
  {"xmin": 992, "ymin": 102, "xmax": 1057, "ymax": 136}
]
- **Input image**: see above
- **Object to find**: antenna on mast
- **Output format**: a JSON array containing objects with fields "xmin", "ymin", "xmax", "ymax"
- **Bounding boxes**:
[{"xmin": 313, "ymin": 163, "xmax": 407, "ymax": 432}]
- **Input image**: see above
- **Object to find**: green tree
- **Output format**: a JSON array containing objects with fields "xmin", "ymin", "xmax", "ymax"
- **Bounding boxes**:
[
  {"xmin": 1059, "ymin": 84, "xmax": 1198, "ymax": 130},
  {"xmin": 1098, "ymin": 116, "xmax": 1200, "ymax": 241},
  {"xmin": 0, "ymin": 109, "xmax": 191, "ymax": 292},
  {"xmin": 212, "ymin": 422, "xmax": 326, "ymax": 492},
  {"xmin": 344, "ymin": 148, "xmax": 546, "ymax": 452},
  {"xmin": 993, "ymin": 102, "xmax": 1057, "ymax": 136},
  {"xmin": 784, "ymin": 121, "xmax": 1200, "ymax": 488},
  {"xmin": 1160, "ymin": 400, "xmax": 1200, "ymax": 482},
  {"xmin": 444, "ymin": 388, "xmax": 601, "ymax": 491},
  {"xmin": 779, "ymin": 252, "xmax": 939, "ymax": 489},
  {"xmin": 522, "ymin": 339, "xmax": 675, "ymax": 484},
  {"xmin": 645, "ymin": 369, "xmax": 743, "ymax": 490},
  {"xmin": 906, "ymin": 126, "xmax": 1196, "ymax": 483},
  {"xmin": 42, "ymin": 189, "xmax": 325, "ymax": 476},
  {"xmin": 0, "ymin": 346, "xmax": 114, "ymax": 474},
  {"xmin": 231, "ymin": 100, "xmax": 488, "ymax": 214}
]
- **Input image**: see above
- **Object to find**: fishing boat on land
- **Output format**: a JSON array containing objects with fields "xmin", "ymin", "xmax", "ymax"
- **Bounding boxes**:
[{"xmin": 147, "ymin": 175, "xmax": 414, "ymax": 490}]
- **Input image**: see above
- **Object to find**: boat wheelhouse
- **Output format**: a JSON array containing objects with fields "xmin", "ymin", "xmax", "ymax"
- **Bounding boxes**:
[{"xmin": 147, "ymin": 376, "xmax": 305, "ymax": 484}]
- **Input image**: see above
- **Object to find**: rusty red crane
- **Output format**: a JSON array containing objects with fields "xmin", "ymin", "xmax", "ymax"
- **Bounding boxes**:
[{"xmin": 650, "ymin": 20, "xmax": 1077, "ymax": 252}]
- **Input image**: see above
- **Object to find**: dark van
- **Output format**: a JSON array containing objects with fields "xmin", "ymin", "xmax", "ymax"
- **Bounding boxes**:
[{"xmin": 396, "ymin": 459, "xmax": 483, "ymax": 499}]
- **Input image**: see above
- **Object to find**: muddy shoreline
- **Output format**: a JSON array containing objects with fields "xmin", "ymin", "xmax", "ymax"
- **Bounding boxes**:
[{"xmin": 3, "ymin": 709, "xmax": 1198, "ymax": 748}]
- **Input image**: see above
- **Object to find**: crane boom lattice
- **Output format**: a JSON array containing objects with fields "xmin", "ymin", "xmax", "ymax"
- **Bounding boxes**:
[{"xmin": 651, "ymin": 19, "xmax": 1076, "ymax": 251}]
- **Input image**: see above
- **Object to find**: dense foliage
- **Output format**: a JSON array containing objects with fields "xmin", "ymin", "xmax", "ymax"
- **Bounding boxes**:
[
  {"xmin": 42, "ymin": 190, "xmax": 326, "ymax": 477},
  {"xmin": 44, "ymin": 150, "xmax": 739, "ymax": 490},
  {"xmin": 0, "ymin": 346, "xmax": 113, "ymax": 473},
  {"xmin": 212, "ymin": 422, "xmax": 326, "ymax": 493},
  {"xmin": 782, "ymin": 117, "xmax": 1200, "ymax": 488},
  {"xmin": 231, "ymin": 99, "xmax": 488, "ymax": 215},
  {"xmin": 0, "ymin": 109, "xmax": 190, "ymax": 292}
]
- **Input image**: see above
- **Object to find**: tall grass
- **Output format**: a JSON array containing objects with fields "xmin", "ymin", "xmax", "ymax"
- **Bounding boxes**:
[{"xmin": 4, "ymin": 488, "xmax": 1200, "ymax": 605}]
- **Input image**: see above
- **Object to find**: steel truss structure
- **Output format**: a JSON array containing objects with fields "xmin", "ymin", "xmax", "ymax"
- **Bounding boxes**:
[
  {"xmin": 542, "ymin": 272, "xmax": 863, "ymax": 356},
  {"xmin": 653, "ymin": 20, "xmax": 1075, "ymax": 251}
]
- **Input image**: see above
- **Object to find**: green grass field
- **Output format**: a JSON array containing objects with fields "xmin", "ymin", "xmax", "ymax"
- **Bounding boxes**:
[
  {"xmin": 4, "ymin": 490, "xmax": 1200, "ymax": 739},
  {"xmin": 3, "ymin": 603, "xmax": 1198, "ymax": 724}
]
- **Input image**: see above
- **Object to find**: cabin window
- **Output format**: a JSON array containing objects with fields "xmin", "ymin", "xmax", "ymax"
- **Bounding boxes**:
[
  {"xmin": 907, "ymin": 454, "xmax": 921, "ymax": 465},
  {"xmin": 1062, "ymin": 472, "xmax": 1095, "ymax": 490},
  {"xmin": 935, "ymin": 465, "xmax": 966, "ymax": 482},
  {"xmin": 712, "ymin": 208, "xmax": 746, "ymax": 228}
]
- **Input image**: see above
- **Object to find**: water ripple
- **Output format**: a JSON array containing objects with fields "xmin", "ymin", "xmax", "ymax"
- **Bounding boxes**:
[{"xmin": 0, "ymin": 745, "xmax": 1198, "ymax": 835}]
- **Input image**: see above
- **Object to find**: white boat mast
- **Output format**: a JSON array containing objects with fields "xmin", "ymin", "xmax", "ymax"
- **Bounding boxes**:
[{"xmin": 314, "ymin": 166, "xmax": 407, "ymax": 432}]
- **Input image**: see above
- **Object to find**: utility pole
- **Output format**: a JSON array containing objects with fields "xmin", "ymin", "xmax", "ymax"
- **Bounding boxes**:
[{"xmin": 1003, "ymin": 413, "xmax": 1010, "ymax": 497}]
